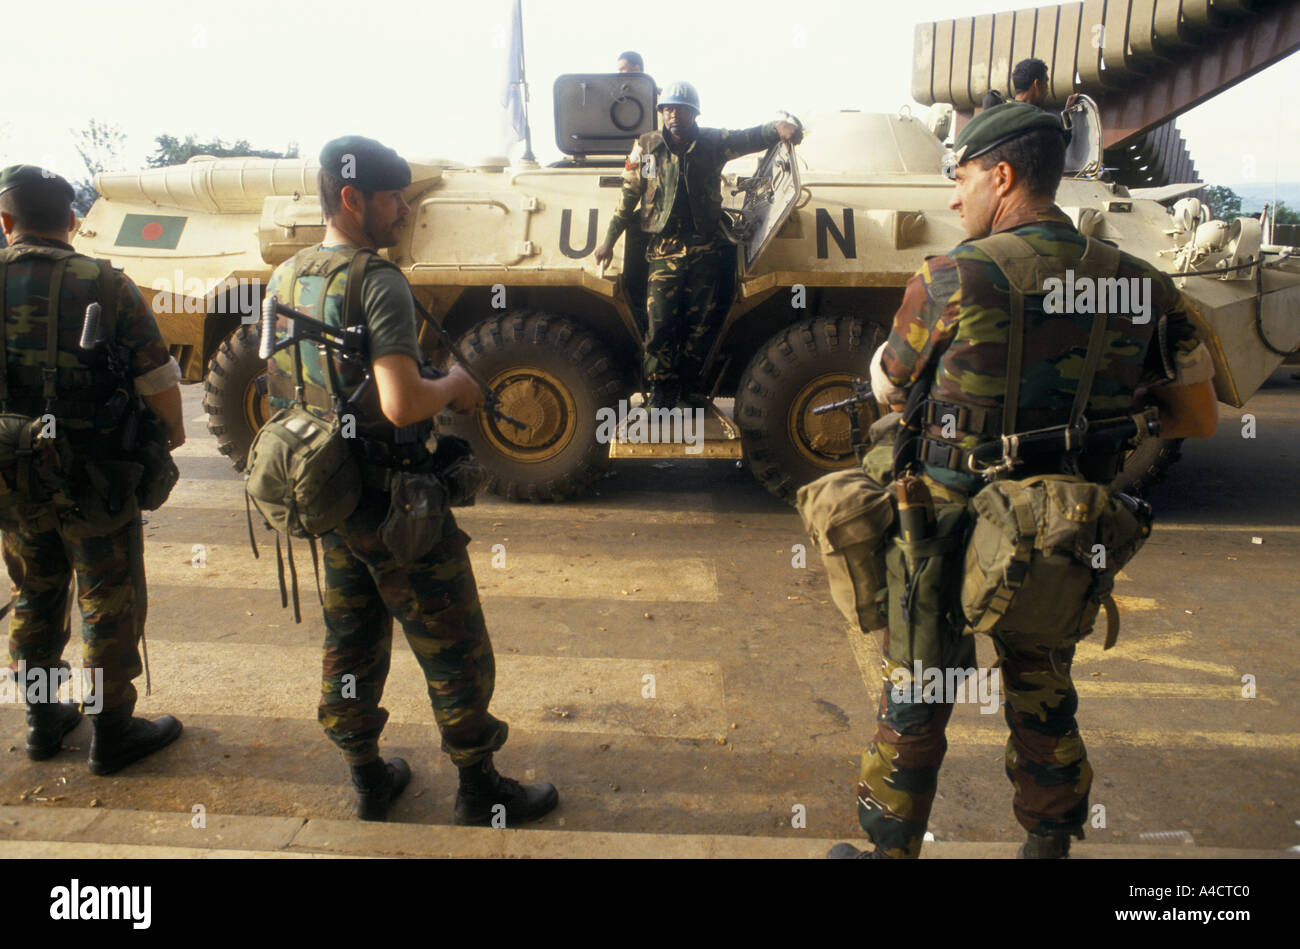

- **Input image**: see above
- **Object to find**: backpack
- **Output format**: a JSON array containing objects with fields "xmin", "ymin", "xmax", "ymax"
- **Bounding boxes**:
[{"xmin": 243, "ymin": 251, "xmax": 368, "ymax": 621}]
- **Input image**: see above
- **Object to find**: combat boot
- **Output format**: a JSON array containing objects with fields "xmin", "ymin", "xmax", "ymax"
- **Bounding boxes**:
[
  {"xmin": 350, "ymin": 757, "xmax": 411, "ymax": 822},
  {"xmin": 25, "ymin": 700, "xmax": 83, "ymax": 761},
  {"xmin": 826, "ymin": 842, "xmax": 893, "ymax": 859},
  {"xmin": 88, "ymin": 707, "xmax": 183, "ymax": 776},
  {"xmin": 453, "ymin": 755, "xmax": 558, "ymax": 826},
  {"xmin": 1018, "ymin": 831, "xmax": 1072, "ymax": 859}
]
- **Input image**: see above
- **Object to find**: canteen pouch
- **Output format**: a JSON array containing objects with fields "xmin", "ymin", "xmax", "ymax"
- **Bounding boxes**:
[
  {"xmin": 885, "ymin": 503, "xmax": 971, "ymax": 662},
  {"xmin": 379, "ymin": 471, "xmax": 447, "ymax": 566},
  {"xmin": 961, "ymin": 475, "xmax": 1152, "ymax": 648},
  {"xmin": 135, "ymin": 406, "xmax": 179, "ymax": 511},
  {"xmin": 245, "ymin": 406, "xmax": 362, "ymax": 537},
  {"xmin": 796, "ymin": 465, "xmax": 895, "ymax": 634}
]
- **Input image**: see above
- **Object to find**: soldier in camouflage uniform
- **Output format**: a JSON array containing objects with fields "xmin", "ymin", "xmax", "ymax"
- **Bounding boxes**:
[
  {"xmin": 264, "ymin": 136, "xmax": 557, "ymax": 823},
  {"xmin": 593, "ymin": 81, "xmax": 803, "ymax": 408},
  {"xmin": 0, "ymin": 165, "xmax": 186, "ymax": 774},
  {"xmin": 827, "ymin": 104, "xmax": 1219, "ymax": 859}
]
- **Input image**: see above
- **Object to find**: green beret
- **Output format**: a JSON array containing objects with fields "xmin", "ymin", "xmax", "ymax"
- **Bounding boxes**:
[
  {"xmin": 947, "ymin": 102, "xmax": 1068, "ymax": 173},
  {"xmin": 318, "ymin": 136, "xmax": 410, "ymax": 192},
  {"xmin": 0, "ymin": 164, "xmax": 75, "ymax": 202}
]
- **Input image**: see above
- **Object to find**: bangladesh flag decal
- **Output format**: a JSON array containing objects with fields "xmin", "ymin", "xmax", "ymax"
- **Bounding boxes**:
[{"xmin": 115, "ymin": 213, "xmax": 187, "ymax": 249}]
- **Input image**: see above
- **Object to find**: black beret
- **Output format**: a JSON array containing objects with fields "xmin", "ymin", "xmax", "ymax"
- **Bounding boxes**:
[
  {"xmin": 950, "ymin": 102, "xmax": 1068, "ymax": 168},
  {"xmin": 0, "ymin": 165, "xmax": 75, "ymax": 202},
  {"xmin": 318, "ymin": 136, "xmax": 411, "ymax": 192}
]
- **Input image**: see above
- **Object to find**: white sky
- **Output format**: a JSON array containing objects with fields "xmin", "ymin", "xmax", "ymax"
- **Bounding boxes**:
[{"xmin": 2, "ymin": 0, "xmax": 1296, "ymax": 189}]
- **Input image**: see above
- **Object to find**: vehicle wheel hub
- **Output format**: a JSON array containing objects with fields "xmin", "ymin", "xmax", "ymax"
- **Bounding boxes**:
[
  {"xmin": 482, "ymin": 368, "xmax": 577, "ymax": 462},
  {"xmin": 787, "ymin": 373, "xmax": 875, "ymax": 468}
]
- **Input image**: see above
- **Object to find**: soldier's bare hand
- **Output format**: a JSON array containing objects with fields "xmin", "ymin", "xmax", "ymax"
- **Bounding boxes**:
[
  {"xmin": 446, "ymin": 365, "xmax": 485, "ymax": 414},
  {"xmin": 593, "ymin": 243, "xmax": 614, "ymax": 268},
  {"xmin": 776, "ymin": 121, "xmax": 803, "ymax": 146}
]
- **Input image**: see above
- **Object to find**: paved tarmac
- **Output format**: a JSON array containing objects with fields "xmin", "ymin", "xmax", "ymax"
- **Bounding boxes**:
[{"xmin": 2, "ymin": 369, "xmax": 1298, "ymax": 858}]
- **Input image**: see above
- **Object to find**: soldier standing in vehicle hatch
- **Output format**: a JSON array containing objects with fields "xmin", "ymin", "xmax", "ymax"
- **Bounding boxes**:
[{"xmin": 592, "ymin": 81, "xmax": 803, "ymax": 409}]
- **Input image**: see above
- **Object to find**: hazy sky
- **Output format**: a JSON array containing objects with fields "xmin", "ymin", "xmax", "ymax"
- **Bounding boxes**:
[{"xmin": 4, "ymin": 0, "xmax": 1296, "ymax": 188}]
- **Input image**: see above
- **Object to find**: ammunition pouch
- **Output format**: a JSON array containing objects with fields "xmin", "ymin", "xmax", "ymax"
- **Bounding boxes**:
[
  {"xmin": 64, "ymin": 457, "xmax": 144, "ymax": 539},
  {"xmin": 0, "ymin": 413, "xmax": 74, "ymax": 529},
  {"xmin": 961, "ymin": 475, "xmax": 1153, "ymax": 649}
]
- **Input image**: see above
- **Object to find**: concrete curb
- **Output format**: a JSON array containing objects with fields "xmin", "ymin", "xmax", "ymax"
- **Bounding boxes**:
[{"xmin": 0, "ymin": 806, "xmax": 1291, "ymax": 859}]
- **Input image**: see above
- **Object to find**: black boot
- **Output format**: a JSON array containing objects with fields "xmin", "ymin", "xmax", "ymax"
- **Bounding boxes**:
[
  {"xmin": 88, "ymin": 707, "xmax": 183, "ymax": 776},
  {"xmin": 26, "ymin": 701, "xmax": 83, "ymax": 761},
  {"xmin": 351, "ymin": 757, "xmax": 411, "ymax": 822},
  {"xmin": 826, "ymin": 842, "xmax": 893, "ymax": 859},
  {"xmin": 453, "ymin": 755, "xmax": 558, "ymax": 827},
  {"xmin": 1018, "ymin": 831, "xmax": 1072, "ymax": 859}
]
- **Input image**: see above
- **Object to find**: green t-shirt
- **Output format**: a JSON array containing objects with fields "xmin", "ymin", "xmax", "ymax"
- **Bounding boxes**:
[{"xmin": 265, "ymin": 243, "xmax": 421, "ymax": 410}]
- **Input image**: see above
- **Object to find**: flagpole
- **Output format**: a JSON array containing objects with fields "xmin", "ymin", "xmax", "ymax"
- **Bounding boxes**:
[{"xmin": 518, "ymin": 0, "xmax": 535, "ymax": 162}]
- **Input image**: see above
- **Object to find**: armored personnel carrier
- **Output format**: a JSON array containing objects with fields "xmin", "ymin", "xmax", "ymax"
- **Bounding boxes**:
[{"xmin": 74, "ymin": 74, "xmax": 1300, "ymax": 501}]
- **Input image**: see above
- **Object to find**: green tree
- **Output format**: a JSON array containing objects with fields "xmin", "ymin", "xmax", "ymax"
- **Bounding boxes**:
[
  {"xmin": 1203, "ymin": 185, "xmax": 1242, "ymax": 222},
  {"xmin": 147, "ymin": 135, "xmax": 299, "ymax": 168},
  {"xmin": 1272, "ymin": 202, "xmax": 1300, "ymax": 226},
  {"xmin": 70, "ymin": 119, "xmax": 126, "ymax": 216}
]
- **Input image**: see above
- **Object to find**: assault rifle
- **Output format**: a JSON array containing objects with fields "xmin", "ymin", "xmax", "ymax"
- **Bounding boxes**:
[
  {"xmin": 258, "ymin": 297, "xmax": 526, "ymax": 430},
  {"xmin": 965, "ymin": 409, "xmax": 1162, "ymax": 479},
  {"xmin": 811, "ymin": 377, "xmax": 875, "ymax": 447}
]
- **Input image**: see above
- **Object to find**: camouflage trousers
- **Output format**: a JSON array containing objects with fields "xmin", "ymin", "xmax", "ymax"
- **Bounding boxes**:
[
  {"xmin": 318, "ymin": 488, "xmax": 507, "ymax": 767},
  {"xmin": 644, "ymin": 233, "xmax": 730, "ymax": 401},
  {"xmin": 3, "ymin": 513, "xmax": 146, "ymax": 715},
  {"xmin": 856, "ymin": 552, "xmax": 1092, "ymax": 858}
]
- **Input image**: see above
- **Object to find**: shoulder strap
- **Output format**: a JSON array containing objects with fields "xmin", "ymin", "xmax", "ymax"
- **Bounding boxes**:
[
  {"xmin": 0, "ymin": 259, "xmax": 8, "ymax": 406},
  {"xmin": 43, "ymin": 257, "xmax": 70, "ymax": 406},
  {"xmin": 342, "ymin": 249, "xmax": 374, "ymax": 329},
  {"xmin": 94, "ymin": 258, "xmax": 121, "ymax": 346},
  {"xmin": 971, "ymin": 232, "xmax": 1037, "ymax": 436},
  {"xmin": 1067, "ymin": 237, "xmax": 1122, "ymax": 427}
]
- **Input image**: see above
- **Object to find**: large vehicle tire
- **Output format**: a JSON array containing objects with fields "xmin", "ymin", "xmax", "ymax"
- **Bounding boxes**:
[
  {"xmin": 203, "ymin": 324, "xmax": 272, "ymax": 473},
  {"xmin": 441, "ymin": 311, "xmax": 622, "ymax": 502},
  {"xmin": 1111, "ymin": 436, "xmax": 1183, "ymax": 496},
  {"xmin": 735, "ymin": 315, "xmax": 881, "ymax": 502}
]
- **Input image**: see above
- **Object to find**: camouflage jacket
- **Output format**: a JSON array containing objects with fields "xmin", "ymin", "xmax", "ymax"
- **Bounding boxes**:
[
  {"xmin": 0, "ymin": 236, "xmax": 176, "ymax": 434},
  {"xmin": 603, "ymin": 123, "xmax": 780, "ymax": 247},
  {"xmin": 880, "ymin": 204, "xmax": 1210, "ymax": 492}
]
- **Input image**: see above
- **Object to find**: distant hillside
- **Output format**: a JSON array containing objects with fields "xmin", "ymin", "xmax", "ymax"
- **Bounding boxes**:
[{"xmin": 1221, "ymin": 182, "xmax": 1300, "ymax": 213}]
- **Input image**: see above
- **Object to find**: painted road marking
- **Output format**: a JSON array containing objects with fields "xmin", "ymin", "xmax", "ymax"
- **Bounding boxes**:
[
  {"xmin": 159, "ymin": 478, "xmax": 719, "ymax": 526},
  {"xmin": 0, "ymin": 544, "xmax": 720, "ymax": 603},
  {"xmin": 109, "ymin": 643, "xmax": 727, "ymax": 741}
]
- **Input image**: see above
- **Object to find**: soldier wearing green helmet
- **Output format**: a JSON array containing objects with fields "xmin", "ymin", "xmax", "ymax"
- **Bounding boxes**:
[
  {"xmin": 827, "ymin": 101, "xmax": 1218, "ymax": 860},
  {"xmin": 593, "ymin": 82, "xmax": 803, "ymax": 408}
]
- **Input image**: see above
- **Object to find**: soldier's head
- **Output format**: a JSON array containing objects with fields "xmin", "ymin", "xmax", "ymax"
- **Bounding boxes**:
[
  {"xmin": 658, "ymin": 81, "xmax": 700, "ymax": 145},
  {"xmin": 317, "ymin": 136, "xmax": 412, "ymax": 249},
  {"xmin": 0, "ymin": 165, "xmax": 77, "ymax": 243},
  {"xmin": 944, "ymin": 102, "xmax": 1068, "ymax": 239},
  {"xmin": 1011, "ymin": 58, "xmax": 1050, "ymax": 107},
  {"xmin": 617, "ymin": 51, "xmax": 643, "ymax": 73}
]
